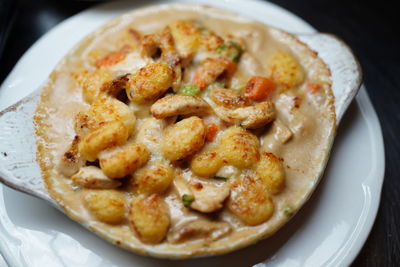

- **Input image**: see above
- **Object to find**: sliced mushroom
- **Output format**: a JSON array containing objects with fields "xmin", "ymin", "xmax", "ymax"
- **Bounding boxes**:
[
  {"xmin": 174, "ymin": 176, "xmax": 230, "ymax": 213},
  {"xmin": 210, "ymin": 88, "xmax": 251, "ymax": 109},
  {"xmin": 231, "ymin": 101, "xmax": 276, "ymax": 128},
  {"xmin": 167, "ymin": 219, "xmax": 232, "ymax": 244},
  {"xmin": 211, "ymin": 100, "xmax": 276, "ymax": 129},
  {"xmin": 71, "ymin": 166, "xmax": 121, "ymax": 189},
  {"xmin": 58, "ymin": 136, "xmax": 85, "ymax": 177},
  {"xmin": 151, "ymin": 95, "xmax": 210, "ymax": 119},
  {"xmin": 272, "ymin": 119, "xmax": 293, "ymax": 144}
]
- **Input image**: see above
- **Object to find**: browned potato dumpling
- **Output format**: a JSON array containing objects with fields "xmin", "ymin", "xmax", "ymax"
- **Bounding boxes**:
[
  {"xmin": 190, "ymin": 148, "xmax": 223, "ymax": 177},
  {"xmin": 132, "ymin": 163, "xmax": 173, "ymax": 195},
  {"xmin": 99, "ymin": 143, "xmax": 150, "ymax": 179},
  {"xmin": 129, "ymin": 195, "xmax": 170, "ymax": 244},
  {"xmin": 88, "ymin": 97, "xmax": 136, "ymax": 134},
  {"xmin": 219, "ymin": 126, "xmax": 260, "ymax": 169},
  {"xmin": 77, "ymin": 69, "xmax": 112, "ymax": 104},
  {"xmin": 256, "ymin": 152, "xmax": 285, "ymax": 194},
  {"xmin": 126, "ymin": 63, "xmax": 174, "ymax": 103},
  {"xmin": 169, "ymin": 20, "xmax": 201, "ymax": 57},
  {"xmin": 78, "ymin": 121, "xmax": 129, "ymax": 162},
  {"xmin": 83, "ymin": 190, "xmax": 126, "ymax": 224},
  {"xmin": 161, "ymin": 116, "xmax": 206, "ymax": 161},
  {"xmin": 228, "ymin": 175, "xmax": 274, "ymax": 225},
  {"xmin": 269, "ymin": 51, "xmax": 304, "ymax": 88}
]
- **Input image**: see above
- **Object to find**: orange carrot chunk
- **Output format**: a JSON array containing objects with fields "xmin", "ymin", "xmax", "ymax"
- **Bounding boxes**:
[
  {"xmin": 96, "ymin": 51, "xmax": 127, "ymax": 68},
  {"xmin": 307, "ymin": 83, "xmax": 322, "ymax": 93},
  {"xmin": 205, "ymin": 123, "xmax": 219, "ymax": 142},
  {"xmin": 222, "ymin": 60, "xmax": 237, "ymax": 80},
  {"xmin": 245, "ymin": 76, "xmax": 276, "ymax": 101}
]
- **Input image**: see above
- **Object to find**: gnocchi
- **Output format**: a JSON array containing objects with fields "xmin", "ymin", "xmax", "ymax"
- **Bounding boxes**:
[
  {"xmin": 99, "ymin": 143, "xmax": 150, "ymax": 179},
  {"xmin": 161, "ymin": 116, "xmax": 206, "ymax": 161},
  {"xmin": 88, "ymin": 96, "xmax": 136, "ymax": 134},
  {"xmin": 77, "ymin": 68, "xmax": 112, "ymax": 104},
  {"xmin": 129, "ymin": 195, "xmax": 170, "ymax": 244},
  {"xmin": 218, "ymin": 126, "xmax": 260, "ymax": 169},
  {"xmin": 126, "ymin": 62, "xmax": 174, "ymax": 103},
  {"xmin": 83, "ymin": 190, "xmax": 126, "ymax": 224},
  {"xmin": 256, "ymin": 152, "xmax": 285, "ymax": 194},
  {"xmin": 131, "ymin": 163, "xmax": 173, "ymax": 195},
  {"xmin": 269, "ymin": 51, "xmax": 304, "ymax": 88},
  {"xmin": 190, "ymin": 148, "xmax": 223, "ymax": 177},
  {"xmin": 78, "ymin": 121, "xmax": 129, "ymax": 162},
  {"xmin": 228, "ymin": 175, "xmax": 274, "ymax": 225},
  {"xmin": 169, "ymin": 20, "xmax": 201, "ymax": 57}
]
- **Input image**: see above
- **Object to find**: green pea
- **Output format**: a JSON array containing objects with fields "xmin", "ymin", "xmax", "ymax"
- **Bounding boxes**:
[
  {"xmin": 182, "ymin": 194, "xmax": 195, "ymax": 207},
  {"xmin": 179, "ymin": 84, "xmax": 200, "ymax": 95}
]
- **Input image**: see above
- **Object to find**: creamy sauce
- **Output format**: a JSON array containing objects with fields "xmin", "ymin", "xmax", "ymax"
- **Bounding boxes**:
[{"xmin": 35, "ymin": 4, "xmax": 335, "ymax": 258}]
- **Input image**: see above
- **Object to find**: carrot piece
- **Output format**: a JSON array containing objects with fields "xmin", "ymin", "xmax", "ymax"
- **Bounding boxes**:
[
  {"xmin": 307, "ymin": 83, "xmax": 322, "ymax": 93},
  {"xmin": 245, "ymin": 76, "xmax": 276, "ymax": 101},
  {"xmin": 222, "ymin": 60, "xmax": 237, "ymax": 80},
  {"xmin": 193, "ymin": 72, "xmax": 208, "ymax": 90},
  {"xmin": 96, "ymin": 51, "xmax": 126, "ymax": 68},
  {"xmin": 205, "ymin": 123, "xmax": 219, "ymax": 142}
]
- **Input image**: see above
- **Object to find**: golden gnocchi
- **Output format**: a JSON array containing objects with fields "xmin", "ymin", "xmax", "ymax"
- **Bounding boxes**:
[
  {"xmin": 129, "ymin": 195, "xmax": 170, "ymax": 244},
  {"xmin": 99, "ymin": 143, "xmax": 150, "ymax": 179},
  {"xmin": 218, "ymin": 126, "xmax": 260, "ymax": 169},
  {"xmin": 126, "ymin": 62, "xmax": 174, "ymax": 103},
  {"xmin": 131, "ymin": 163, "xmax": 173, "ymax": 195},
  {"xmin": 83, "ymin": 190, "xmax": 126, "ymax": 224},
  {"xmin": 77, "ymin": 68, "xmax": 112, "ymax": 104},
  {"xmin": 256, "ymin": 152, "xmax": 285, "ymax": 194},
  {"xmin": 269, "ymin": 51, "xmax": 305, "ymax": 88},
  {"xmin": 161, "ymin": 116, "xmax": 206, "ymax": 161},
  {"xmin": 78, "ymin": 121, "xmax": 129, "ymax": 162},
  {"xmin": 228, "ymin": 175, "xmax": 274, "ymax": 225},
  {"xmin": 88, "ymin": 96, "xmax": 136, "ymax": 134},
  {"xmin": 190, "ymin": 148, "xmax": 223, "ymax": 177},
  {"xmin": 169, "ymin": 20, "xmax": 201, "ymax": 57}
]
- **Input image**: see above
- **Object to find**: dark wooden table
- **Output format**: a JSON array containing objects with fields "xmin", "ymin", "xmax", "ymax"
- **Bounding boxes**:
[{"xmin": 0, "ymin": 0, "xmax": 398, "ymax": 266}]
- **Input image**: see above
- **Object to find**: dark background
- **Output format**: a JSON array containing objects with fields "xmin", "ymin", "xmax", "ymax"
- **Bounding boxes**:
[{"xmin": 0, "ymin": 0, "xmax": 399, "ymax": 266}]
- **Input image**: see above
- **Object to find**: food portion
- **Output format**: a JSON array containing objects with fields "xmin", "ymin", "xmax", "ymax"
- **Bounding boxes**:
[{"xmin": 35, "ymin": 4, "xmax": 335, "ymax": 258}]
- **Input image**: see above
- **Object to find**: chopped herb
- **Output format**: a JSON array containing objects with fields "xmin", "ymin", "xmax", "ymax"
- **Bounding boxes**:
[
  {"xmin": 216, "ymin": 43, "xmax": 227, "ymax": 53},
  {"xmin": 213, "ymin": 176, "xmax": 229, "ymax": 181},
  {"xmin": 216, "ymin": 41, "xmax": 243, "ymax": 62},
  {"xmin": 203, "ymin": 244, "xmax": 210, "ymax": 248},
  {"xmin": 198, "ymin": 26, "xmax": 208, "ymax": 33},
  {"xmin": 283, "ymin": 206, "xmax": 294, "ymax": 217},
  {"xmin": 182, "ymin": 194, "xmax": 195, "ymax": 207},
  {"xmin": 179, "ymin": 84, "xmax": 200, "ymax": 95}
]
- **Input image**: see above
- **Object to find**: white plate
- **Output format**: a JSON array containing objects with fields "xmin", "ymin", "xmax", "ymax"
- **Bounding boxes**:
[{"xmin": 0, "ymin": 0, "xmax": 385, "ymax": 266}]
